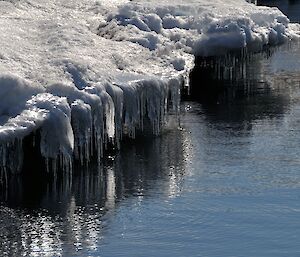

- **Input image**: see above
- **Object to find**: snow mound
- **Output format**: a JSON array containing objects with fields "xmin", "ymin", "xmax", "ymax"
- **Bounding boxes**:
[
  {"xmin": 100, "ymin": 0, "xmax": 299, "ymax": 56},
  {"xmin": 0, "ymin": 0, "xmax": 299, "ymax": 174}
]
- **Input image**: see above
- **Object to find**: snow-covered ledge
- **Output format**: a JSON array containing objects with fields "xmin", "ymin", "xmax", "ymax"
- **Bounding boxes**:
[{"xmin": 0, "ymin": 0, "xmax": 299, "ymax": 175}]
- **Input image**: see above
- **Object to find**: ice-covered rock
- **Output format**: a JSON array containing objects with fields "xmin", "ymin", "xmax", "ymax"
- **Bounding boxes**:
[{"xmin": 0, "ymin": 0, "xmax": 298, "ymax": 174}]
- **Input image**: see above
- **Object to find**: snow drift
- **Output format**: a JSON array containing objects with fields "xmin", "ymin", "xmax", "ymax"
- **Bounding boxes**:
[{"xmin": 0, "ymin": 0, "xmax": 299, "ymax": 174}]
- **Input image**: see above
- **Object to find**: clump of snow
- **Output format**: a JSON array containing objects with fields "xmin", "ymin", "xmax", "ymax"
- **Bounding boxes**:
[{"xmin": 0, "ymin": 0, "xmax": 299, "ymax": 174}]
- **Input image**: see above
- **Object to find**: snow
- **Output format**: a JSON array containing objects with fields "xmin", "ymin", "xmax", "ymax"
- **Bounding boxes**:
[
  {"xmin": 0, "ymin": 0, "xmax": 299, "ymax": 174},
  {"xmin": 104, "ymin": 0, "xmax": 299, "ymax": 55}
]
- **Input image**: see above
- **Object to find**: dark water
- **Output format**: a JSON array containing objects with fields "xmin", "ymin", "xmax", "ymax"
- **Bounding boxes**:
[
  {"xmin": 1, "ymin": 2, "xmax": 300, "ymax": 257},
  {"xmin": 258, "ymin": 0, "xmax": 300, "ymax": 22}
]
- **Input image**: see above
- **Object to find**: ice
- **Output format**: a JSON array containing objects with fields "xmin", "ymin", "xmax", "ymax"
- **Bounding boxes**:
[
  {"xmin": 0, "ymin": 0, "xmax": 299, "ymax": 174},
  {"xmin": 0, "ymin": 93, "xmax": 73, "ymax": 174},
  {"xmin": 71, "ymin": 99, "xmax": 92, "ymax": 164}
]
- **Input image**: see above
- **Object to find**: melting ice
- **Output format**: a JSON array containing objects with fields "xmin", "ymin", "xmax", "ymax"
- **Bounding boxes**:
[{"xmin": 0, "ymin": 0, "xmax": 299, "ymax": 174}]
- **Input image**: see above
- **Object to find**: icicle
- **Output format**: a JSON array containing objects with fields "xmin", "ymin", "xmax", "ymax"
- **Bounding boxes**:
[
  {"xmin": 71, "ymin": 99, "xmax": 93, "ymax": 165},
  {"xmin": 105, "ymin": 83, "xmax": 124, "ymax": 149}
]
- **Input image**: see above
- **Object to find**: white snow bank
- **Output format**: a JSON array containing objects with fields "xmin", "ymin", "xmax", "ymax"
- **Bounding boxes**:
[
  {"xmin": 101, "ymin": 0, "xmax": 299, "ymax": 56},
  {"xmin": 0, "ymin": 0, "xmax": 298, "ymax": 173}
]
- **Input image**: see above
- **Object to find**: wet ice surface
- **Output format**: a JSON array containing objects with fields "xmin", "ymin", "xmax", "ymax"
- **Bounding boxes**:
[{"xmin": 1, "ymin": 40, "xmax": 300, "ymax": 256}]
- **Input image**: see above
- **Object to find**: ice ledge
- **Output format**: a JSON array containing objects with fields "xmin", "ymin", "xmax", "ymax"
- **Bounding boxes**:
[{"xmin": 0, "ymin": 74, "xmax": 183, "ymax": 175}]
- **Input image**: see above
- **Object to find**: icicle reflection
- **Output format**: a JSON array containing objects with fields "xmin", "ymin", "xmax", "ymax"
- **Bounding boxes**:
[{"xmin": 0, "ymin": 126, "xmax": 187, "ymax": 256}]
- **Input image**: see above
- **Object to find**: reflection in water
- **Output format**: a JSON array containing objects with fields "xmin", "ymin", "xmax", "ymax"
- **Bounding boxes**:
[
  {"xmin": 0, "ymin": 130, "xmax": 187, "ymax": 256},
  {"xmin": 198, "ymin": 84, "xmax": 289, "ymax": 128},
  {"xmin": 188, "ymin": 44, "xmax": 294, "ymax": 132}
]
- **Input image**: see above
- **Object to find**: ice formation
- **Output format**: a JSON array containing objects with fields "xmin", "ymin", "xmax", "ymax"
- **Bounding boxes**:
[{"xmin": 0, "ymin": 0, "xmax": 299, "ymax": 174}]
